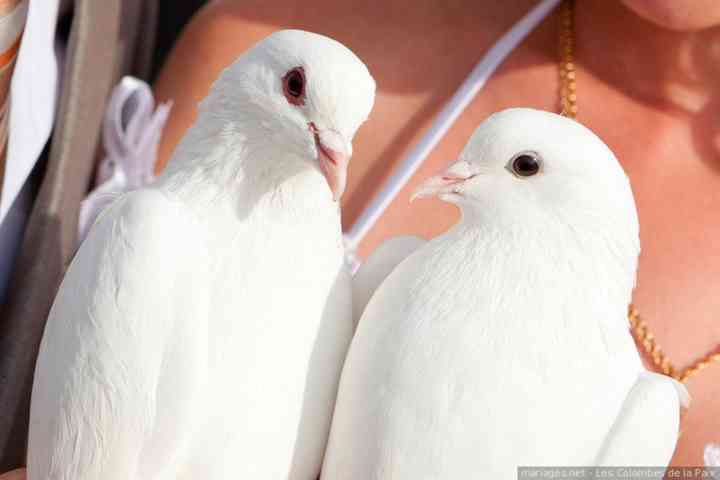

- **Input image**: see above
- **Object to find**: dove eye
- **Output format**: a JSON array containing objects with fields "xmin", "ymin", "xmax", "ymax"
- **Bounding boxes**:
[
  {"xmin": 509, "ymin": 152, "xmax": 542, "ymax": 178},
  {"xmin": 283, "ymin": 67, "xmax": 306, "ymax": 106}
]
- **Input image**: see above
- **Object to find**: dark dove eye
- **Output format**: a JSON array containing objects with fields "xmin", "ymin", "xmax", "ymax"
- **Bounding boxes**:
[
  {"xmin": 509, "ymin": 152, "xmax": 541, "ymax": 177},
  {"xmin": 283, "ymin": 67, "xmax": 306, "ymax": 105}
]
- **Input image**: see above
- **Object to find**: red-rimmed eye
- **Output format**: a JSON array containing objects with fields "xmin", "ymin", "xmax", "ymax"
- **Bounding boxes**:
[{"xmin": 283, "ymin": 67, "xmax": 306, "ymax": 105}]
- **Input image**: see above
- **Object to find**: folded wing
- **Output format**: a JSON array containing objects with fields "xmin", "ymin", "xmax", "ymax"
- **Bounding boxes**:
[
  {"xmin": 351, "ymin": 235, "xmax": 425, "ymax": 327},
  {"xmin": 27, "ymin": 189, "xmax": 210, "ymax": 480},
  {"xmin": 594, "ymin": 371, "xmax": 689, "ymax": 468}
]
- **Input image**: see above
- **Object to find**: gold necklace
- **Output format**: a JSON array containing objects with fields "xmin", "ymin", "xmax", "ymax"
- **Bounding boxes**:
[{"xmin": 558, "ymin": 0, "xmax": 720, "ymax": 384}]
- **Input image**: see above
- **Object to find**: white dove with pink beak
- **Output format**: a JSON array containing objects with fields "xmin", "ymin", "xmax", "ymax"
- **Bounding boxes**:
[
  {"xmin": 27, "ymin": 30, "xmax": 374, "ymax": 480},
  {"xmin": 323, "ymin": 109, "xmax": 687, "ymax": 479}
]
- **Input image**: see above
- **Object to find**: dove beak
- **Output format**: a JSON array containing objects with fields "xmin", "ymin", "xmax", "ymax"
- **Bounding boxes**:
[
  {"xmin": 411, "ymin": 159, "xmax": 478, "ymax": 201},
  {"xmin": 310, "ymin": 123, "xmax": 351, "ymax": 201}
]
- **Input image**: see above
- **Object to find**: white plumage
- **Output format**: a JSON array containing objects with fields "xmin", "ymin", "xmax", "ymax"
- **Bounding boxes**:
[
  {"xmin": 28, "ymin": 30, "xmax": 375, "ymax": 480},
  {"xmin": 322, "ymin": 108, "xmax": 687, "ymax": 479},
  {"xmin": 351, "ymin": 235, "xmax": 425, "ymax": 327}
]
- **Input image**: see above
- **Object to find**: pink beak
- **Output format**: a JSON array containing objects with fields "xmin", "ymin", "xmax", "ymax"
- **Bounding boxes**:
[
  {"xmin": 411, "ymin": 159, "xmax": 478, "ymax": 201},
  {"xmin": 310, "ymin": 124, "xmax": 351, "ymax": 201}
]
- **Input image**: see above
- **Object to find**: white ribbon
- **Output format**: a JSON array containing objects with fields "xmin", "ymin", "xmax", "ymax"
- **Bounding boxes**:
[{"xmin": 78, "ymin": 76, "xmax": 172, "ymax": 243}]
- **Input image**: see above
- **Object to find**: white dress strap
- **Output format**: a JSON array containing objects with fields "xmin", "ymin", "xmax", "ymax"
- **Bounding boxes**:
[{"xmin": 343, "ymin": 0, "xmax": 561, "ymax": 250}]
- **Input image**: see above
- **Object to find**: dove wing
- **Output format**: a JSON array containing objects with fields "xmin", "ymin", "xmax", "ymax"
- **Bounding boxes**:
[
  {"xmin": 352, "ymin": 235, "xmax": 425, "ymax": 327},
  {"xmin": 594, "ymin": 371, "xmax": 689, "ymax": 468},
  {"xmin": 27, "ymin": 189, "xmax": 210, "ymax": 480}
]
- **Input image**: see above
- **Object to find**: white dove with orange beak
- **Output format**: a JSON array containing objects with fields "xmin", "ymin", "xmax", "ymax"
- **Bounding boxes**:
[{"xmin": 27, "ymin": 30, "xmax": 374, "ymax": 480}]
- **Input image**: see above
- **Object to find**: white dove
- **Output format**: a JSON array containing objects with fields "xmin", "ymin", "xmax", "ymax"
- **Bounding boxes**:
[
  {"xmin": 27, "ymin": 30, "xmax": 375, "ymax": 480},
  {"xmin": 322, "ymin": 108, "xmax": 688, "ymax": 479}
]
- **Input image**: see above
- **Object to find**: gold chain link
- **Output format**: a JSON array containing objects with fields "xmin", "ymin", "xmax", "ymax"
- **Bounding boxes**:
[
  {"xmin": 558, "ymin": 0, "xmax": 578, "ymax": 118},
  {"xmin": 558, "ymin": 0, "xmax": 720, "ymax": 385}
]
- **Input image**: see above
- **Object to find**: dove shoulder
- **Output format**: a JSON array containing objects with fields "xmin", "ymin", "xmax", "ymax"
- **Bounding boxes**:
[
  {"xmin": 593, "ymin": 371, "xmax": 689, "ymax": 468},
  {"xmin": 352, "ymin": 235, "xmax": 425, "ymax": 327},
  {"xmin": 27, "ymin": 188, "xmax": 211, "ymax": 480}
]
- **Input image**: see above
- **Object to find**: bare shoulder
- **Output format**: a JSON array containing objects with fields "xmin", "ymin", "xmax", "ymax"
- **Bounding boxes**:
[
  {"xmin": 156, "ymin": 0, "xmax": 300, "ymax": 84},
  {"xmin": 153, "ymin": 0, "xmax": 541, "ymax": 172},
  {"xmin": 151, "ymin": 0, "xmax": 558, "ymax": 257},
  {"xmin": 0, "ymin": 469, "xmax": 25, "ymax": 480},
  {"xmin": 153, "ymin": 0, "xmax": 297, "ymax": 170}
]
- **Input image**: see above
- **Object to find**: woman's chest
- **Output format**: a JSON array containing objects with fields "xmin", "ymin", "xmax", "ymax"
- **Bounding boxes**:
[
  {"xmin": 579, "ymin": 83, "xmax": 720, "ymax": 467},
  {"xmin": 623, "ymin": 153, "xmax": 720, "ymax": 467}
]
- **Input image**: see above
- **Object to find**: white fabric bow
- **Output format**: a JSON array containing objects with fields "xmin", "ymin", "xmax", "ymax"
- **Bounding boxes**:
[{"xmin": 78, "ymin": 76, "xmax": 171, "ymax": 243}]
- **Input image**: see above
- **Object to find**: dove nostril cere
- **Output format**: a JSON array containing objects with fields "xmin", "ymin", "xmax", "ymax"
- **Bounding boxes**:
[
  {"xmin": 510, "ymin": 152, "xmax": 541, "ymax": 177},
  {"xmin": 283, "ymin": 67, "xmax": 306, "ymax": 105}
]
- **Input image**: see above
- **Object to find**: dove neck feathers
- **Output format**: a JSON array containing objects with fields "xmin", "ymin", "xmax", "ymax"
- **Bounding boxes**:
[
  {"xmin": 157, "ymin": 103, "xmax": 335, "ymax": 216},
  {"xmin": 453, "ymin": 209, "xmax": 639, "ymax": 325}
]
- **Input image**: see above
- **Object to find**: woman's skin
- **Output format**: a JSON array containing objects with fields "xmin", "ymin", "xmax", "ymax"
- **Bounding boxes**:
[
  {"xmin": 152, "ymin": 0, "xmax": 720, "ymax": 467},
  {"xmin": 0, "ymin": 469, "xmax": 24, "ymax": 480}
]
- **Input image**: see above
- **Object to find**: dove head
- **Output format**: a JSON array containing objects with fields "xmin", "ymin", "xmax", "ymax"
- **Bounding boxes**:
[
  {"xmin": 414, "ymin": 108, "xmax": 640, "ymax": 269},
  {"xmin": 198, "ymin": 30, "xmax": 375, "ymax": 201}
]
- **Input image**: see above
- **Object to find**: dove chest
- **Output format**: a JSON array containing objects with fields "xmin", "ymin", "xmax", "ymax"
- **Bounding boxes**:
[
  {"xmin": 343, "ymin": 229, "xmax": 641, "ymax": 474},
  {"xmin": 180, "ymin": 198, "xmax": 351, "ymax": 477},
  {"xmin": 203, "ymin": 200, "xmax": 346, "ymax": 376}
]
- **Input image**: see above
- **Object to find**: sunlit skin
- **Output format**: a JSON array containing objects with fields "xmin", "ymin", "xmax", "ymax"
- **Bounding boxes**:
[
  {"xmin": 0, "ymin": 469, "xmax": 23, "ymax": 480},
  {"xmin": 151, "ymin": 0, "xmax": 720, "ymax": 468}
]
